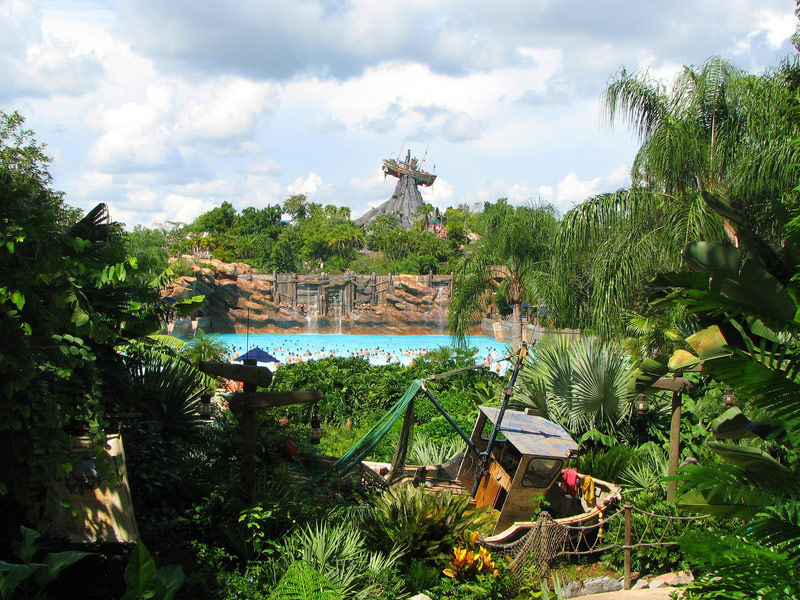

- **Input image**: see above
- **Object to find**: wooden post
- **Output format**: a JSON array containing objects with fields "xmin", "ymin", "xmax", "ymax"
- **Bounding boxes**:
[
  {"xmin": 624, "ymin": 501, "xmax": 632, "ymax": 590},
  {"xmin": 371, "ymin": 273, "xmax": 377, "ymax": 305},
  {"xmin": 667, "ymin": 389, "xmax": 682, "ymax": 503},
  {"xmin": 291, "ymin": 273, "xmax": 297, "ymax": 308},
  {"xmin": 241, "ymin": 358, "xmax": 258, "ymax": 490}
]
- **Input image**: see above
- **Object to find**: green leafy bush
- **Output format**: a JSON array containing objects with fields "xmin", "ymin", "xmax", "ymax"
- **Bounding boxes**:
[
  {"xmin": 357, "ymin": 484, "xmax": 492, "ymax": 564},
  {"xmin": 0, "ymin": 526, "xmax": 90, "ymax": 600},
  {"xmin": 281, "ymin": 522, "xmax": 406, "ymax": 599},
  {"xmin": 121, "ymin": 543, "xmax": 184, "ymax": 600}
]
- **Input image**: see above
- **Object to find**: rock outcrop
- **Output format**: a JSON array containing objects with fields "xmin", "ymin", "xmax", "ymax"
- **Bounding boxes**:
[
  {"xmin": 356, "ymin": 174, "xmax": 424, "ymax": 229},
  {"xmin": 163, "ymin": 257, "xmax": 450, "ymax": 335}
]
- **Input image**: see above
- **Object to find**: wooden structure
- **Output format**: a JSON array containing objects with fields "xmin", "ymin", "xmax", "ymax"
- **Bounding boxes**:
[
  {"xmin": 366, "ymin": 406, "xmax": 621, "ymax": 538},
  {"xmin": 198, "ymin": 360, "xmax": 323, "ymax": 486},
  {"xmin": 458, "ymin": 407, "xmax": 618, "ymax": 535},
  {"xmin": 381, "ymin": 149, "xmax": 437, "ymax": 187},
  {"xmin": 649, "ymin": 376, "xmax": 693, "ymax": 503},
  {"xmin": 270, "ymin": 272, "xmax": 451, "ymax": 316}
]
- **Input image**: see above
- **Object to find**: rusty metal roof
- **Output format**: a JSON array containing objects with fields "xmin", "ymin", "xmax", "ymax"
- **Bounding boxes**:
[{"xmin": 479, "ymin": 406, "xmax": 578, "ymax": 458}]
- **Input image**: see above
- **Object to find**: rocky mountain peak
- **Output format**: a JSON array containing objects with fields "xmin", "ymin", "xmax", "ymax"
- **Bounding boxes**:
[{"xmin": 356, "ymin": 174, "xmax": 424, "ymax": 229}]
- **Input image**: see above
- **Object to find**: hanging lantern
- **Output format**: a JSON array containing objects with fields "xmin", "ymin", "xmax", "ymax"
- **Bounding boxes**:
[
  {"xmin": 723, "ymin": 386, "xmax": 736, "ymax": 407},
  {"xmin": 309, "ymin": 414, "xmax": 324, "ymax": 444},
  {"xmin": 636, "ymin": 394, "xmax": 649, "ymax": 415},
  {"xmin": 198, "ymin": 393, "xmax": 214, "ymax": 419}
]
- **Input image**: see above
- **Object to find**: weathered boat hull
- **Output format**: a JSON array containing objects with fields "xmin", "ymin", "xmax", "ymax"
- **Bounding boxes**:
[
  {"xmin": 362, "ymin": 458, "xmax": 622, "ymax": 542},
  {"xmin": 382, "ymin": 159, "xmax": 437, "ymax": 186}
]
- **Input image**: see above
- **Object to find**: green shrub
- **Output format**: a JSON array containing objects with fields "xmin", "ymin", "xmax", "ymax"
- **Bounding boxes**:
[
  {"xmin": 281, "ymin": 522, "xmax": 406, "ymax": 599},
  {"xmin": 572, "ymin": 445, "xmax": 637, "ymax": 483},
  {"xmin": 410, "ymin": 433, "xmax": 462, "ymax": 465},
  {"xmin": 357, "ymin": 484, "xmax": 492, "ymax": 564},
  {"xmin": 405, "ymin": 558, "xmax": 441, "ymax": 594}
]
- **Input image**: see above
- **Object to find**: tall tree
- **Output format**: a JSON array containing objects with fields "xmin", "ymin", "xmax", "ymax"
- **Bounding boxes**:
[
  {"xmin": 449, "ymin": 200, "xmax": 557, "ymax": 350},
  {"xmin": 548, "ymin": 57, "xmax": 800, "ymax": 339},
  {"xmin": 192, "ymin": 201, "xmax": 236, "ymax": 235}
]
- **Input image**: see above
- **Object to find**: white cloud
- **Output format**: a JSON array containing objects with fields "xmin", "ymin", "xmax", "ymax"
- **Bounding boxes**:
[
  {"xmin": 175, "ymin": 78, "xmax": 276, "ymax": 142},
  {"xmin": 287, "ymin": 173, "xmax": 324, "ymax": 196},
  {"xmin": 749, "ymin": 9, "xmax": 797, "ymax": 49},
  {"xmin": 4, "ymin": 0, "xmax": 794, "ymax": 232},
  {"xmin": 243, "ymin": 157, "xmax": 283, "ymax": 175},
  {"xmin": 0, "ymin": 0, "xmax": 104, "ymax": 100},
  {"xmin": 74, "ymin": 171, "xmax": 114, "ymax": 197},
  {"xmin": 554, "ymin": 166, "xmax": 630, "ymax": 211}
]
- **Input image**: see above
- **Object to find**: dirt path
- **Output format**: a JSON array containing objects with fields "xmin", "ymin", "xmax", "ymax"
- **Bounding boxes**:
[{"xmin": 579, "ymin": 587, "xmax": 680, "ymax": 599}]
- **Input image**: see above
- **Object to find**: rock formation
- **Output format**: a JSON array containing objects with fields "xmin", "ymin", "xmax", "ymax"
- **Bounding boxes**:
[
  {"xmin": 162, "ymin": 257, "xmax": 451, "ymax": 335},
  {"xmin": 356, "ymin": 174, "xmax": 424, "ymax": 229}
]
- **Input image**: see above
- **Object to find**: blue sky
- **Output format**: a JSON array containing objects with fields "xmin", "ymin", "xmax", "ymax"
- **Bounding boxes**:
[{"xmin": 2, "ymin": 0, "xmax": 796, "ymax": 229}]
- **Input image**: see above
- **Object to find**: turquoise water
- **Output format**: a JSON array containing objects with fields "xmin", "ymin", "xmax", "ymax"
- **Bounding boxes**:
[{"xmin": 212, "ymin": 333, "xmax": 511, "ymax": 372}]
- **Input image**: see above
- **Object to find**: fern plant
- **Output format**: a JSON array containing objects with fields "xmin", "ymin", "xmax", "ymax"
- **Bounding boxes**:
[
  {"xmin": 268, "ymin": 561, "xmax": 339, "ymax": 600},
  {"xmin": 281, "ymin": 522, "xmax": 406, "ymax": 599}
]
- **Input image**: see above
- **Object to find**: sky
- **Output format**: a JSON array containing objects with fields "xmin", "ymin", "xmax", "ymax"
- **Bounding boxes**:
[{"xmin": 2, "ymin": 0, "xmax": 797, "ymax": 229}]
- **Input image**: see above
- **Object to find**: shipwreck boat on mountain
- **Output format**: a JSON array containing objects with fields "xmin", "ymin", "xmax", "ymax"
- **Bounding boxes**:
[{"xmin": 382, "ymin": 148, "xmax": 437, "ymax": 187}]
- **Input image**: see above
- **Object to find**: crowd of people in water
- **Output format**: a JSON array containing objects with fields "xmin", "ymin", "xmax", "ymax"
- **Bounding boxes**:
[{"xmin": 225, "ymin": 341, "xmax": 505, "ymax": 373}]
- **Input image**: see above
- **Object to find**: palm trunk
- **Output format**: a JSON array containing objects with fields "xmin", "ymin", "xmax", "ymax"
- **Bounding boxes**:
[{"xmin": 511, "ymin": 303, "xmax": 523, "ymax": 352}]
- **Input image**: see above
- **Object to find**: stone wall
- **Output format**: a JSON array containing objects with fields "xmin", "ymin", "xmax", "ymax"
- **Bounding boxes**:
[{"xmin": 163, "ymin": 257, "xmax": 451, "ymax": 335}]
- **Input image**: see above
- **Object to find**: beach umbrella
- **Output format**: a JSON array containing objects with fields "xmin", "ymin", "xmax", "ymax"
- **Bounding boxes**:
[{"xmin": 234, "ymin": 347, "xmax": 280, "ymax": 363}]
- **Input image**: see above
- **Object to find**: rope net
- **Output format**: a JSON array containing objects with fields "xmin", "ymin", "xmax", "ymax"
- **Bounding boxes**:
[{"xmin": 479, "ymin": 504, "xmax": 710, "ymax": 593}]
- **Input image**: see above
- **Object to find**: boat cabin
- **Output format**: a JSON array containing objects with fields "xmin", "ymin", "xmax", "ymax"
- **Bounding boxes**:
[{"xmin": 457, "ymin": 406, "xmax": 580, "ymax": 534}]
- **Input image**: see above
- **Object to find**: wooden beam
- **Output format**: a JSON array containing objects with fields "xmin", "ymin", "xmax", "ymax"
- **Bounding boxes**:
[
  {"xmin": 667, "ymin": 389, "xmax": 682, "ymax": 503},
  {"xmin": 198, "ymin": 361, "xmax": 273, "ymax": 387},
  {"xmin": 651, "ymin": 377, "xmax": 692, "ymax": 392},
  {"xmin": 228, "ymin": 390, "xmax": 323, "ymax": 411}
]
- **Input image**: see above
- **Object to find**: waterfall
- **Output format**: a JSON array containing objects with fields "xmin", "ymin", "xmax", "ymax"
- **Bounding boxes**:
[
  {"xmin": 307, "ymin": 291, "xmax": 319, "ymax": 333},
  {"xmin": 334, "ymin": 292, "xmax": 343, "ymax": 334}
]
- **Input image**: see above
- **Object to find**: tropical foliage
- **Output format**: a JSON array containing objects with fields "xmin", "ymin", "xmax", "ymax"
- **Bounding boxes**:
[
  {"xmin": 357, "ymin": 484, "xmax": 492, "ymax": 564},
  {"xmin": 635, "ymin": 231, "xmax": 800, "ymax": 596},
  {"xmin": 514, "ymin": 335, "xmax": 634, "ymax": 437},
  {"xmin": 0, "ymin": 114, "xmax": 163, "ymax": 521},
  {"xmin": 546, "ymin": 57, "xmax": 800, "ymax": 339},
  {"xmin": 450, "ymin": 200, "xmax": 557, "ymax": 350}
]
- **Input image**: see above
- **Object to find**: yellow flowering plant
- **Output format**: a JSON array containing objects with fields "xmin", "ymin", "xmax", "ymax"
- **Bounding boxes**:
[{"xmin": 442, "ymin": 530, "xmax": 500, "ymax": 580}]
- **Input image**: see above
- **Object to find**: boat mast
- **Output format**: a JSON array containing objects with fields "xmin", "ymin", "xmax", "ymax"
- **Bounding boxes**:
[
  {"xmin": 395, "ymin": 143, "xmax": 404, "ymax": 162},
  {"xmin": 419, "ymin": 147, "xmax": 428, "ymax": 170}
]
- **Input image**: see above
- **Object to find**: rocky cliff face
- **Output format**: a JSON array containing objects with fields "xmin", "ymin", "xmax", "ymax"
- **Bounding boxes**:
[
  {"xmin": 355, "ymin": 174, "xmax": 424, "ymax": 229},
  {"xmin": 163, "ymin": 258, "xmax": 450, "ymax": 335}
]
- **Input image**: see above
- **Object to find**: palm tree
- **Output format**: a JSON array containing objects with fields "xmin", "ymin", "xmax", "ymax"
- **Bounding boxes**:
[
  {"xmin": 548, "ymin": 57, "xmax": 800, "ymax": 339},
  {"xmin": 414, "ymin": 202, "xmax": 435, "ymax": 231},
  {"xmin": 181, "ymin": 328, "xmax": 230, "ymax": 366},
  {"xmin": 513, "ymin": 335, "xmax": 633, "ymax": 437},
  {"xmin": 449, "ymin": 200, "xmax": 557, "ymax": 350}
]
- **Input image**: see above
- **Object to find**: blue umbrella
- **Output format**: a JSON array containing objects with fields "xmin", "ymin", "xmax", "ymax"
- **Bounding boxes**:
[{"xmin": 234, "ymin": 347, "xmax": 280, "ymax": 363}]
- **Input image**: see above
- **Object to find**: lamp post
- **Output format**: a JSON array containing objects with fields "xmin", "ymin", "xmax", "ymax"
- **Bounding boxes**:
[
  {"xmin": 650, "ymin": 377, "xmax": 692, "ymax": 503},
  {"xmin": 198, "ymin": 392, "xmax": 214, "ymax": 420},
  {"xmin": 309, "ymin": 413, "xmax": 324, "ymax": 444},
  {"xmin": 723, "ymin": 386, "xmax": 736, "ymax": 407}
]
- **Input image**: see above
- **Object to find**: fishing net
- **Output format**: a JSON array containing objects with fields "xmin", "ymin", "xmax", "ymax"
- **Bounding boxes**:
[{"xmin": 480, "ymin": 512, "xmax": 570, "ymax": 592}]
